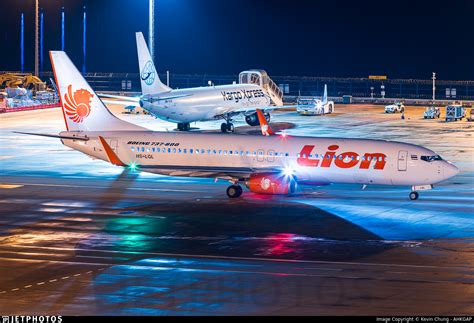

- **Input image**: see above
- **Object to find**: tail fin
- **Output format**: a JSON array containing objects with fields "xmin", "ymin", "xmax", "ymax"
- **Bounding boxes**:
[
  {"xmin": 136, "ymin": 32, "xmax": 171, "ymax": 95},
  {"xmin": 50, "ymin": 51, "xmax": 145, "ymax": 132},
  {"xmin": 322, "ymin": 84, "xmax": 328, "ymax": 104},
  {"xmin": 256, "ymin": 109, "xmax": 275, "ymax": 136}
]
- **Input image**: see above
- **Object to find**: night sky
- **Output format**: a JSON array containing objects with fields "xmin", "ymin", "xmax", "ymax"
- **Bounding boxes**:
[{"xmin": 1, "ymin": 0, "xmax": 473, "ymax": 80}]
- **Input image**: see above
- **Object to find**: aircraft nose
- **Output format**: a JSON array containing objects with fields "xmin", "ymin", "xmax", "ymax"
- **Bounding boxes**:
[{"xmin": 444, "ymin": 162, "xmax": 460, "ymax": 179}]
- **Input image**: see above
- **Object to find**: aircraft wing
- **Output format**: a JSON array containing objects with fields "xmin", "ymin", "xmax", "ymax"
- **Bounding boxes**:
[
  {"xmin": 140, "ymin": 165, "xmax": 281, "ymax": 179},
  {"xmin": 96, "ymin": 137, "xmax": 282, "ymax": 180},
  {"xmin": 224, "ymin": 104, "xmax": 296, "ymax": 115},
  {"xmin": 14, "ymin": 131, "xmax": 89, "ymax": 141}
]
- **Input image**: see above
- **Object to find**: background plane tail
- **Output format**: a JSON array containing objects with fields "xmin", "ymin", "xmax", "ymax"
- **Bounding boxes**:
[
  {"xmin": 136, "ymin": 32, "xmax": 171, "ymax": 95},
  {"xmin": 50, "ymin": 51, "xmax": 145, "ymax": 132}
]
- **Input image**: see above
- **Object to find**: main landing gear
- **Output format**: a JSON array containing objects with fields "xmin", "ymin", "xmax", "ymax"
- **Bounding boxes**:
[
  {"xmin": 221, "ymin": 114, "xmax": 235, "ymax": 133},
  {"xmin": 226, "ymin": 185, "xmax": 242, "ymax": 198},
  {"xmin": 177, "ymin": 123, "xmax": 191, "ymax": 131}
]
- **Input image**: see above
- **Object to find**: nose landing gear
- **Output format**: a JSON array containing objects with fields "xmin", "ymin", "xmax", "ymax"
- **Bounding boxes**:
[
  {"xmin": 409, "ymin": 191, "xmax": 419, "ymax": 200},
  {"xmin": 409, "ymin": 185, "xmax": 433, "ymax": 200}
]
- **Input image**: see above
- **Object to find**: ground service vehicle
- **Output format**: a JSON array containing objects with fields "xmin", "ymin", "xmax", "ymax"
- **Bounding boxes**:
[
  {"xmin": 385, "ymin": 102, "xmax": 405, "ymax": 113},
  {"xmin": 445, "ymin": 105, "xmax": 465, "ymax": 121},
  {"xmin": 423, "ymin": 106, "xmax": 441, "ymax": 119}
]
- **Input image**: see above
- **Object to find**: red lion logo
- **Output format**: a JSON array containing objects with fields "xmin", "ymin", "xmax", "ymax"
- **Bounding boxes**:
[{"xmin": 63, "ymin": 85, "xmax": 93, "ymax": 123}]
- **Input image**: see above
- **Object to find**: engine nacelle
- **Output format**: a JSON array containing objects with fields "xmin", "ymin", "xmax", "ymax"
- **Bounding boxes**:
[
  {"xmin": 245, "ymin": 112, "xmax": 270, "ymax": 126},
  {"xmin": 246, "ymin": 173, "xmax": 297, "ymax": 195}
]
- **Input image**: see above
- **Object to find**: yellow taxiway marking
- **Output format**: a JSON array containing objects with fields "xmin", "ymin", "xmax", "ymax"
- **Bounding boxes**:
[{"xmin": 0, "ymin": 184, "xmax": 23, "ymax": 189}]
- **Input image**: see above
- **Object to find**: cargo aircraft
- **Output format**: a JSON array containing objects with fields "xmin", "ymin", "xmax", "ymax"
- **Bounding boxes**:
[
  {"xmin": 100, "ymin": 32, "xmax": 286, "ymax": 132},
  {"xmin": 17, "ymin": 51, "xmax": 459, "ymax": 200}
]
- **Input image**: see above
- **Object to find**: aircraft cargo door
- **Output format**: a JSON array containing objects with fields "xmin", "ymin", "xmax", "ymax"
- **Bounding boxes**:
[{"xmin": 398, "ymin": 150, "xmax": 408, "ymax": 171}]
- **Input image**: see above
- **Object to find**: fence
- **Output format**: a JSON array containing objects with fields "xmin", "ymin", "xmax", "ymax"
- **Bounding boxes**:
[{"xmin": 6, "ymin": 71, "xmax": 474, "ymax": 100}]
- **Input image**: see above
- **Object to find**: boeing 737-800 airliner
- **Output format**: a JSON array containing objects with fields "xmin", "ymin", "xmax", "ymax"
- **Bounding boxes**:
[{"xmin": 19, "ymin": 51, "xmax": 459, "ymax": 200}]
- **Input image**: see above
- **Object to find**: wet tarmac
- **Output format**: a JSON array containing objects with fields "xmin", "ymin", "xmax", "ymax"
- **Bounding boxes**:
[{"xmin": 0, "ymin": 104, "xmax": 473, "ymax": 315}]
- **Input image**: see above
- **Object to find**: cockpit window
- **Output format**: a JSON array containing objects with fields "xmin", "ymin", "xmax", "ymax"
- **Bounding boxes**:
[{"xmin": 421, "ymin": 155, "xmax": 443, "ymax": 162}]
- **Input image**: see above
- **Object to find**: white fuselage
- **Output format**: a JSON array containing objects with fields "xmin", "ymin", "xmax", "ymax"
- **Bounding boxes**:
[
  {"xmin": 140, "ymin": 84, "xmax": 271, "ymax": 123},
  {"xmin": 61, "ymin": 131, "xmax": 458, "ymax": 187}
]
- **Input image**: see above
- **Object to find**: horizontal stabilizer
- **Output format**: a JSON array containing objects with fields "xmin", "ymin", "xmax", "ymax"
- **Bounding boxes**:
[
  {"xmin": 14, "ymin": 131, "xmax": 89, "ymax": 141},
  {"xmin": 231, "ymin": 104, "xmax": 296, "ymax": 114}
]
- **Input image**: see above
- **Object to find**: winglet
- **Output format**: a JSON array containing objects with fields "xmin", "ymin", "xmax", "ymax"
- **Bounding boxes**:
[
  {"xmin": 256, "ymin": 109, "xmax": 275, "ymax": 136},
  {"xmin": 99, "ymin": 136, "xmax": 125, "ymax": 166}
]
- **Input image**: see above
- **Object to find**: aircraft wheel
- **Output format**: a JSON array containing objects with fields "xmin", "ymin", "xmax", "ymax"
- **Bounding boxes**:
[
  {"xmin": 409, "ymin": 191, "xmax": 419, "ymax": 200},
  {"xmin": 177, "ymin": 123, "xmax": 183, "ymax": 131},
  {"xmin": 226, "ymin": 185, "xmax": 242, "ymax": 198},
  {"xmin": 227, "ymin": 123, "xmax": 235, "ymax": 133},
  {"xmin": 221, "ymin": 123, "xmax": 228, "ymax": 133},
  {"xmin": 184, "ymin": 123, "xmax": 190, "ymax": 131}
]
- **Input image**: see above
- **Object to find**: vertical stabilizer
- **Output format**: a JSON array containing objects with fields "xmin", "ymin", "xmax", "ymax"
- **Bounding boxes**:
[
  {"xmin": 50, "ymin": 51, "xmax": 145, "ymax": 132},
  {"xmin": 136, "ymin": 32, "xmax": 171, "ymax": 95}
]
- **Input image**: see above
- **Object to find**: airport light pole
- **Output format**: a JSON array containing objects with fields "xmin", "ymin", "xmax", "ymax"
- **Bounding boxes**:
[
  {"xmin": 20, "ymin": 13, "xmax": 24, "ymax": 72},
  {"xmin": 149, "ymin": 0, "xmax": 155, "ymax": 61},
  {"xmin": 432, "ymin": 72, "xmax": 436, "ymax": 104},
  {"xmin": 34, "ymin": 0, "xmax": 39, "ymax": 76}
]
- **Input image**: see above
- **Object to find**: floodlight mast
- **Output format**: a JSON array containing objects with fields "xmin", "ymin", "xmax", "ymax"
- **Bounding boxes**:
[
  {"xmin": 34, "ymin": 0, "xmax": 39, "ymax": 76},
  {"xmin": 149, "ymin": 0, "xmax": 155, "ymax": 61}
]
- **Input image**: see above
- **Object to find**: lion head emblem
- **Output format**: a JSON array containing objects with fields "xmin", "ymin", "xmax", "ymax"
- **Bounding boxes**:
[{"xmin": 63, "ymin": 85, "xmax": 94, "ymax": 123}]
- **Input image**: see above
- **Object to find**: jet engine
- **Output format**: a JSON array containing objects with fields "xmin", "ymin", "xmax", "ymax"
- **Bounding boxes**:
[
  {"xmin": 246, "ymin": 173, "xmax": 297, "ymax": 195},
  {"xmin": 245, "ymin": 112, "xmax": 270, "ymax": 126}
]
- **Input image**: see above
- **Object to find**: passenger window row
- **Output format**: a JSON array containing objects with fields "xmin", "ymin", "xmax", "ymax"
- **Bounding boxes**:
[
  {"xmin": 130, "ymin": 146, "xmax": 387, "ymax": 161},
  {"xmin": 131, "ymin": 146, "xmax": 289, "ymax": 157}
]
